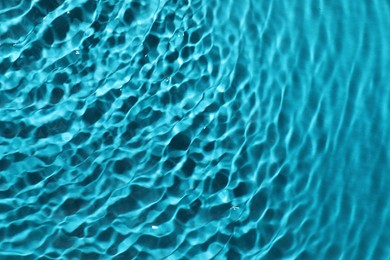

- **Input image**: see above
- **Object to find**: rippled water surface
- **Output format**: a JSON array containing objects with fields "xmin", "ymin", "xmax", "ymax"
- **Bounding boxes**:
[{"xmin": 1, "ymin": 0, "xmax": 390, "ymax": 259}]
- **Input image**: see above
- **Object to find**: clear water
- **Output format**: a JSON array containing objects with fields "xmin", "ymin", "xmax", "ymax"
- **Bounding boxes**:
[{"xmin": 1, "ymin": 0, "xmax": 390, "ymax": 259}]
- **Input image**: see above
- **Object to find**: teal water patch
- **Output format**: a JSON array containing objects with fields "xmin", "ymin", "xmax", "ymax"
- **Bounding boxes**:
[{"xmin": 1, "ymin": 0, "xmax": 390, "ymax": 258}]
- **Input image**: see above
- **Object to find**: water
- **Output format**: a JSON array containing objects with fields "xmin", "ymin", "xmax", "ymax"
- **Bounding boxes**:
[{"xmin": 1, "ymin": 0, "xmax": 390, "ymax": 259}]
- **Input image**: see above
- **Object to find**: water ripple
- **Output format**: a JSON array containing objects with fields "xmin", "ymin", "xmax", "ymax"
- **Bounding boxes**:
[{"xmin": 1, "ymin": 0, "xmax": 390, "ymax": 259}]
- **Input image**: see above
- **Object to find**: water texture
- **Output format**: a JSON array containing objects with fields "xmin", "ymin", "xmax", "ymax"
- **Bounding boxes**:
[{"xmin": 1, "ymin": 0, "xmax": 390, "ymax": 259}]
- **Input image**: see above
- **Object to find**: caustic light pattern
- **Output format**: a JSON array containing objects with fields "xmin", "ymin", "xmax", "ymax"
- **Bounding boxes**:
[{"xmin": 1, "ymin": 0, "xmax": 390, "ymax": 259}]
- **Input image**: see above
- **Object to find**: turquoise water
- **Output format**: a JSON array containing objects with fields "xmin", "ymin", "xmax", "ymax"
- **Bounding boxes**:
[{"xmin": 1, "ymin": 0, "xmax": 390, "ymax": 259}]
